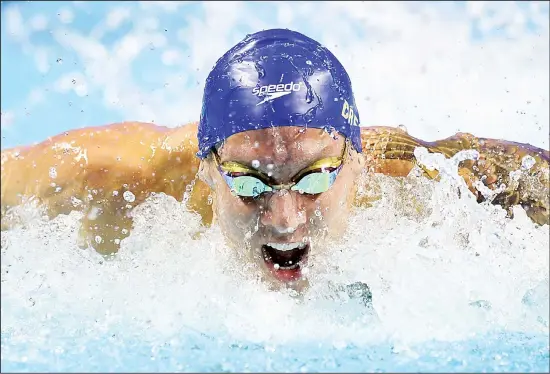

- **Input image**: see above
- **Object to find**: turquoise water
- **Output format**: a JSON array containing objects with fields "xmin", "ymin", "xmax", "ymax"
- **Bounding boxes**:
[{"xmin": 2, "ymin": 329, "xmax": 548, "ymax": 372}]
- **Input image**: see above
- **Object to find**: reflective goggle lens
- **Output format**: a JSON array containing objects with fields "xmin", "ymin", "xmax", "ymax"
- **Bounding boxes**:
[
  {"xmin": 215, "ymin": 140, "xmax": 348, "ymax": 198},
  {"xmin": 231, "ymin": 175, "xmax": 273, "ymax": 197},
  {"xmin": 290, "ymin": 171, "xmax": 337, "ymax": 194},
  {"xmin": 226, "ymin": 168, "xmax": 339, "ymax": 198}
]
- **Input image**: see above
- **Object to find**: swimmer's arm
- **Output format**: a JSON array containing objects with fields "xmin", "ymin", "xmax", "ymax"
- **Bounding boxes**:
[
  {"xmin": 429, "ymin": 133, "xmax": 548, "ymax": 225},
  {"xmin": 1, "ymin": 121, "xmax": 210, "ymax": 253},
  {"xmin": 361, "ymin": 126, "xmax": 549, "ymax": 225}
]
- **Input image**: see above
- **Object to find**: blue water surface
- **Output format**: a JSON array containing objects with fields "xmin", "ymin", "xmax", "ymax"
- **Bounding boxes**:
[{"xmin": 2, "ymin": 328, "xmax": 548, "ymax": 373}]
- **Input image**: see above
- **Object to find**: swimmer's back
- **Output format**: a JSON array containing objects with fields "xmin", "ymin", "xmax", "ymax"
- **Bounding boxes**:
[{"xmin": 1, "ymin": 121, "xmax": 212, "ymax": 242}]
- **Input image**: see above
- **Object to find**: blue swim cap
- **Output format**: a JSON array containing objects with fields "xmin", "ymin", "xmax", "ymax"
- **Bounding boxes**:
[{"xmin": 197, "ymin": 28, "xmax": 362, "ymax": 159}]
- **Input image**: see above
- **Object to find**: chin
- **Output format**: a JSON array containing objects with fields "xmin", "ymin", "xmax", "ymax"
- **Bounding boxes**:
[{"xmin": 259, "ymin": 263, "xmax": 311, "ymax": 293}]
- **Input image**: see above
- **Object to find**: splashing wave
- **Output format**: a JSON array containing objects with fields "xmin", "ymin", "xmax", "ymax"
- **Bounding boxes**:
[{"xmin": 1, "ymin": 150, "xmax": 548, "ymax": 370}]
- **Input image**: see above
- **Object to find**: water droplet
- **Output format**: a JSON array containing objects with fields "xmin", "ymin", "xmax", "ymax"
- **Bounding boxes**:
[
  {"xmin": 274, "ymin": 263, "xmax": 280, "ymax": 270},
  {"xmin": 303, "ymin": 106, "xmax": 317, "ymax": 123},
  {"xmin": 94, "ymin": 235, "xmax": 103, "ymax": 244},
  {"xmin": 509, "ymin": 170, "xmax": 522, "ymax": 182},
  {"xmin": 123, "ymin": 191, "xmax": 135, "ymax": 203},
  {"xmin": 521, "ymin": 155, "xmax": 536, "ymax": 170},
  {"xmin": 49, "ymin": 167, "xmax": 57, "ymax": 179},
  {"xmin": 254, "ymin": 62, "xmax": 265, "ymax": 78},
  {"xmin": 398, "ymin": 124, "xmax": 408, "ymax": 133},
  {"xmin": 252, "ymin": 160, "xmax": 260, "ymax": 168},
  {"xmin": 207, "ymin": 195, "xmax": 213, "ymax": 205},
  {"xmin": 315, "ymin": 209, "xmax": 322, "ymax": 217},
  {"xmin": 305, "ymin": 60, "xmax": 312, "ymax": 65},
  {"xmin": 112, "ymin": 190, "xmax": 119, "ymax": 196},
  {"xmin": 304, "ymin": 81, "xmax": 315, "ymax": 104},
  {"xmin": 325, "ymin": 126, "xmax": 339, "ymax": 140}
]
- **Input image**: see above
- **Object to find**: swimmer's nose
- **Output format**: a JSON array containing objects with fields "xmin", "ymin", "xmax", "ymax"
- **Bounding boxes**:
[{"xmin": 261, "ymin": 190, "xmax": 306, "ymax": 234}]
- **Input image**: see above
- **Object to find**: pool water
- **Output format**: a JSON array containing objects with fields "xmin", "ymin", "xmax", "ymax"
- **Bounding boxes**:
[
  {"xmin": 1, "ymin": 152, "xmax": 549, "ymax": 372},
  {"xmin": 2, "ymin": 329, "xmax": 548, "ymax": 372}
]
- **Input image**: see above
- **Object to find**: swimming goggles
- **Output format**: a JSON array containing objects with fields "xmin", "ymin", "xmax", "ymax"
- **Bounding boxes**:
[{"xmin": 212, "ymin": 141, "xmax": 349, "ymax": 198}]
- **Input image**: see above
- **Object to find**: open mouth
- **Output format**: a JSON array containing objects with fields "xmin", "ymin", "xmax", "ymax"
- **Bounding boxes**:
[{"xmin": 261, "ymin": 242, "xmax": 310, "ymax": 282}]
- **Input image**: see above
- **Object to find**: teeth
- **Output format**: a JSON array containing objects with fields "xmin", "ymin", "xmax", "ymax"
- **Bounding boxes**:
[
  {"xmin": 278, "ymin": 263, "xmax": 299, "ymax": 270},
  {"xmin": 273, "ymin": 263, "xmax": 299, "ymax": 271},
  {"xmin": 267, "ymin": 242, "xmax": 306, "ymax": 252}
]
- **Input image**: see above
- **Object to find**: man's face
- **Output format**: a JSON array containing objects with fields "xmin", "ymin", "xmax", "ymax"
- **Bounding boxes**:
[{"xmin": 202, "ymin": 126, "xmax": 362, "ymax": 287}]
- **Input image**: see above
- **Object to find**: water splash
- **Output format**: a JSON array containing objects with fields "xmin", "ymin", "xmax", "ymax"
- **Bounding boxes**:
[{"xmin": 1, "ymin": 150, "xmax": 548, "ymax": 362}]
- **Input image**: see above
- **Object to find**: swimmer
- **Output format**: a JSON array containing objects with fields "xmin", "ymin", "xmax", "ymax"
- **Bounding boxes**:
[{"xmin": 2, "ymin": 29, "xmax": 549, "ymax": 288}]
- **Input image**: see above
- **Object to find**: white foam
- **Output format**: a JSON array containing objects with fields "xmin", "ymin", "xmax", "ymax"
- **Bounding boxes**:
[{"xmin": 1, "ymin": 151, "xmax": 548, "ymax": 351}]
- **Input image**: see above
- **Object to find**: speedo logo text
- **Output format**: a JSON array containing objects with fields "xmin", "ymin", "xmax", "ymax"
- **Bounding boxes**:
[{"xmin": 252, "ymin": 82, "xmax": 302, "ymax": 106}]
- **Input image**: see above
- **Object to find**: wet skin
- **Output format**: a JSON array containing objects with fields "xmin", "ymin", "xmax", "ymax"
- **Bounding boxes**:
[
  {"xmin": 201, "ymin": 127, "xmax": 362, "ymax": 284},
  {"xmin": 1, "ymin": 122, "xmax": 549, "ymax": 285}
]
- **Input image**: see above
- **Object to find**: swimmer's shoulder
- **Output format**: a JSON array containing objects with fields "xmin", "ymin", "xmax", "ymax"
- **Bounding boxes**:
[
  {"xmin": 0, "ymin": 120, "xmax": 201, "ymax": 205},
  {"xmin": 360, "ymin": 125, "xmax": 409, "ymax": 137},
  {"xmin": 71, "ymin": 120, "xmax": 202, "ymax": 188},
  {"xmin": 0, "ymin": 120, "xmax": 181, "ymax": 155},
  {"xmin": 359, "ymin": 125, "xmax": 421, "ymax": 150},
  {"xmin": 158, "ymin": 121, "xmax": 199, "ymax": 152}
]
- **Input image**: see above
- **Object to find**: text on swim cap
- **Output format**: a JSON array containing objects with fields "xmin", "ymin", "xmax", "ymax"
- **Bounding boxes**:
[
  {"xmin": 341, "ymin": 100, "xmax": 359, "ymax": 127},
  {"xmin": 252, "ymin": 82, "xmax": 302, "ymax": 96}
]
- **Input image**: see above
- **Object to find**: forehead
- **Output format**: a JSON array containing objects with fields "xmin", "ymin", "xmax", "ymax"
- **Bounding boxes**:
[{"xmin": 217, "ymin": 126, "xmax": 345, "ymax": 166}]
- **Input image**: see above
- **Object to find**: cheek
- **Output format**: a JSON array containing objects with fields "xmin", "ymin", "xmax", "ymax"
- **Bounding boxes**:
[
  {"xmin": 315, "ymin": 190, "xmax": 348, "ymax": 219},
  {"xmin": 313, "ymin": 172, "xmax": 356, "ymax": 220},
  {"xmin": 215, "ymin": 188, "xmax": 258, "ymax": 225}
]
